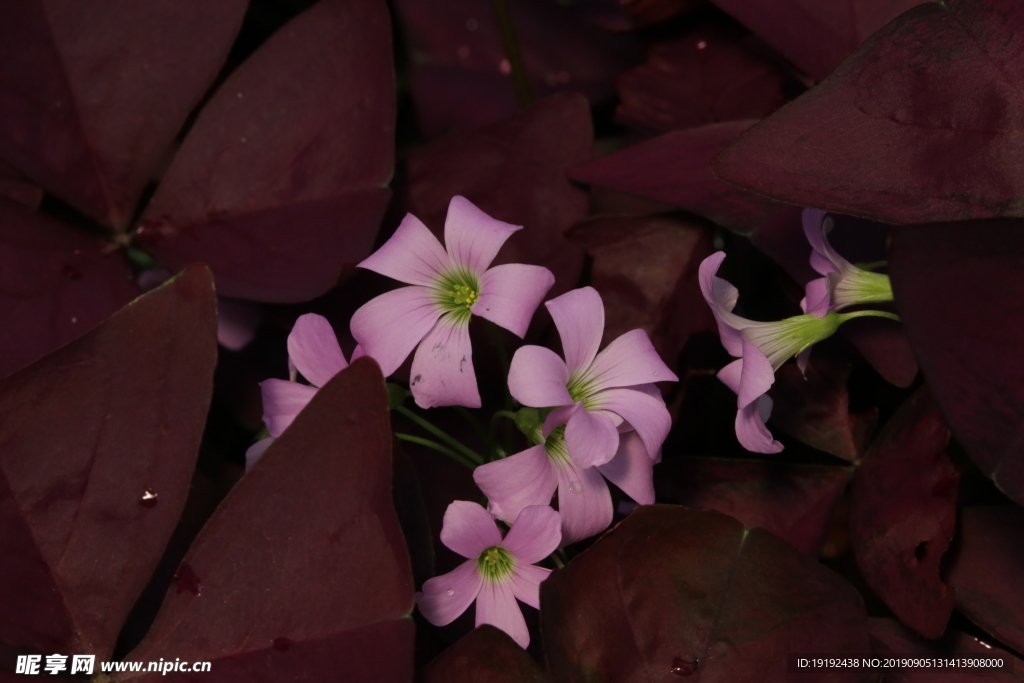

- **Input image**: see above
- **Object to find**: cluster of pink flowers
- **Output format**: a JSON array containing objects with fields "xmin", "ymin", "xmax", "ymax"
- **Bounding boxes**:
[{"xmin": 251, "ymin": 196, "xmax": 678, "ymax": 647}]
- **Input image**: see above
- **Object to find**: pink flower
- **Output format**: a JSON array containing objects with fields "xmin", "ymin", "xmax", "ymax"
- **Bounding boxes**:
[
  {"xmin": 260, "ymin": 313, "xmax": 355, "ymax": 438},
  {"xmin": 350, "ymin": 196, "xmax": 554, "ymax": 409},
  {"xmin": 801, "ymin": 208, "xmax": 894, "ymax": 317},
  {"xmin": 474, "ymin": 428, "xmax": 653, "ymax": 545},
  {"xmin": 416, "ymin": 502, "xmax": 561, "ymax": 648},
  {"xmin": 507, "ymin": 287, "xmax": 677, "ymax": 469},
  {"xmin": 700, "ymin": 252, "xmax": 840, "ymax": 453}
]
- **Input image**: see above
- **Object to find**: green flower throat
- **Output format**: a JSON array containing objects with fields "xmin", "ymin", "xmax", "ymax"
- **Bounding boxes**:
[
  {"xmin": 434, "ymin": 269, "xmax": 480, "ymax": 322},
  {"xmin": 477, "ymin": 545, "xmax": 515, "ymax": 582}
]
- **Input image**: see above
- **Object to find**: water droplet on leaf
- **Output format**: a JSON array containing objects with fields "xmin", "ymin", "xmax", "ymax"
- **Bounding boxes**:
[
  {"xmin": 139, "ymin": 489, "xmax": 158, "ymax": 508},
  {"xmin": 671, "ymin": 657, "xmax": 697, "ymax": 676},
  {"xmin": 173, "ymin": 563, "xmax": 202, "ymax": 596}
]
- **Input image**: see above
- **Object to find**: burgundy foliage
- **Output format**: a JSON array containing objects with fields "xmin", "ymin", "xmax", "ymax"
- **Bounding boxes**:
[
  {"xmin": 406, "ymin": 93, "xmax": 591, "ymax": 299},
  {"xmin": 947, "ymin": 506, "xmax": 1024, "ymax": 656},
  {"xmin": 0, "ymin": 265, "xmax": 216, "ymax": 659},
  {"xmin": 542, "ymin": 507, "xmax": 871, "ymax": 681},
  {"xmin": 890, "ymin": 221, "xmax": 1024, "ymax": 504},
  {"xmin": 714, "ymin": 0, "xmax": 1024, "ymax": 224},
  {"xmin": 658, "ymin": 458, "xmax": 852, "ymax": 554},
  {"xmin": 768, "ymin": 359, "xmax": 877, "ymax": 461},
  {"xmin": 566, "ymin": 213, "xmax": 716, "ymax": 373},
  {"xmin": 849, "ymin": 388, "xmax": 957, "ymax": 639},
  {"xmin": 570, "ymin": 120, "xmax": 803, "ymax": 235},
  {"xmin": 419, "ymin": 626, "xmax": 548, "ymax": 683}
]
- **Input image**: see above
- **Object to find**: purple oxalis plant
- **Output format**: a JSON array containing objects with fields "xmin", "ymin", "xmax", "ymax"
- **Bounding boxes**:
[{"xmin": 3, "ymin": 0, "xmax": 1024, "ymax": 680}]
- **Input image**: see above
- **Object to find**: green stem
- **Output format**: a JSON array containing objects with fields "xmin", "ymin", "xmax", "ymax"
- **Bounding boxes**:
[
  {"xmin": 455, "ymin": 405, "xmax": 492, "ymax": 457},
  {"xmin": 396, "ymin": 434, "xmax": 477, "ymax": 470},
  {"xmin": 550, "ymin": 553, "xmax": 565, "ymax": 569},
  {"xmin": 395, "ymin": 405, "xmax": 484, "ymax": 465},
  {"xmin": 491, "ymin": 0, "xmax": 533, "ymax": 108},
  {"xmin": 837, "ymin": 310, "xmax": 901, "ymax": 324},
  {"xmin": 492, "ymin": 410, "xmax": 518, "ymax": 423}
]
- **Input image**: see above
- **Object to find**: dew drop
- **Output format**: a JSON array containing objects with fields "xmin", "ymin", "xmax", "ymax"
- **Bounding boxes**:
[
  {"xmin": 173, "ymin": 563, "xmax": 202, "ymax": 596},
  {"xmin": 139, "ymin": 489, "xmax": 158, "ymax": 508},
  {"xmin": 671, "ymin": 657, "xmax": 697, "ymax": 676},
  {"xmin": 446, "ymin": 588, "xmax": 455, "ymax": 596},
  {"xmin": 653, "ymin": 371, "xmax": 659, "ymax": 377},
  {"xmin": 70, "ymin": 317, "xmax": 77, "ymax": 324},
  {"xmin": 696, "ymin": 40, "xmax": 707, "ymax": 50},
  {"xmin": 569, "ymin": 481, "xmax": 582, "ymax": 493},
  {"xmin": 272, "ymin": 637, "xmax": 293, "ymax": 652},
  {"xmin": 499, "ymin": 59, "xmax": 512, "ymax": 75}
]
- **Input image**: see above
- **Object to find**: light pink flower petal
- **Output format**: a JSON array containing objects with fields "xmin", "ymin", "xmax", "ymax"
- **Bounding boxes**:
[
  {"xmin": 417, "ymin": 560, "xmax": 482, "ymax": 626},
  {"xmin": 217, "ymin": 297, "xmax": 262, "ymax": 351},
  {"xmin": 508, "ymin": 564, "xmax": 551, "ymax": 610},
  {"xmin": 440, "ymin": 500, "xmax": 503, "ymax": 558},
  {"xmin": 508, "ymin": 346, "xmax": 572, "ymax": 408},
  {"xmin": 409, "ymin": 316, "xmax": 480, "ymax": 408},
  {"xmin": 801, "ymin": 277, "xmax": 832, "ymax": 319},
  {"xmin": 566, "ymin": 407, "xmax": 620, "ymax": 468},
  {"xmin": 736, "ymin": 334, "xmax": 776, "ymax": 410},
  {"xmin": 545, "ymin": 287, "xmax": 604, "ymax": 375},
  {"xmin": 260, "ymin": 379, "xmax": 319, "ymax": 438},
  {"xmin": 474, "ymin": 263, "xmax": 555, "ymax": 338},
  {"xmin": 717, "ymin": 358, "xmax": 743, "ymax": 395},
  {"xmin": 597, "ymin": 431, "xmax": 655, "ymax": 505},
  {"xmin": 588, "ymin": 329, "xmax": 679, "ymax": 392},
  {"xmin": 473, "ymin": 446, "xmax": 557, "ymax": 525},
  {"xmin": 287, "ymin": 313, "xmax": 348, "ymax": 387},
  {"xmin": 445, "ymin": 196, "xmax": 522, "ymax": 273},
  {"xmin": 358, "ymin": 212, "xmax": 450, "ymax": 286},
  {"xmin": 350, "ymin": 286, "xmax": 444, "ymax": 376},
  {"xmin": 735, "ymin": 398, "xmax": 783, "ymax": 454},
  {"xmin": 244, "ymin": 437, "xmax": 275, "ymax": 472},
  {"xmin": 698, "ymin": 252, "xmax": 746, "ymax": 356},
  {"xmin": 541, "ymin": 404, "xmax": 578, "ymax": 440},
  {"xmin": 500, "ymin": 505, "xmax": 562, "ymax": 563},
  {"xmin": 476, "ymin": 580, "xmax": 530, "ymax": 648},
  {"xmin": 802, "ymin": 208, "xmax": 839, "ymax": 276},
  {"xmin": 796, "ymin": 347, "xmax": 812, "ymax": 376},
  {"xmin": 591, "ymin": 387, "xmax": 672, "ymax": 460},
  {"xmin": 554, "ymin": 458, "xmax": 614, "ymax": 545}
]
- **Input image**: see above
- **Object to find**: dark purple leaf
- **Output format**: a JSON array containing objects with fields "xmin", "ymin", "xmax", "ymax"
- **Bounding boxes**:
[
  {"xmin": 0, "ymin": 264, "xmax": 216, "ymax": 658},
  {"xmin": 710, "ymin": 0, "xmax": 929, "ymax": 81},
  {"xmin": 406, "ymin": 92, "xmax": 591, "ymax": 299},
  {"xmin": 714, "ymin": 0, "xmax": 1024, "ymax": 224},
  {"xmin": 122, "ymin": 358, "xmax": 414, "ymax": 682},
  {"xmin": 836, "ymin": 318, "xmax": 918, "ymax": 389},
  {"xmin": 566, "ymin": 213, "xmax": 716, "ymax": 373},
  {"xmin": 616, "ymin": 22, "xmax": 789, "ymax": 135},
  {"xmin": 542, "ymin": 507, "xmax": 871, "ymax": 681},
  {"xmin": 0, "ymin": 161, "xmax": 42, "ymax": 209},
  {"xmin": 658, "ymin": 458, "xmax": 852, "ymax": 554},
  {"xmin": 889, "ymin": 221, "xmax": 1024, "ymax": 504},
  {"xmin": 769, "ymin": 359, "xmax": 877, "ymax": 461},
  {"xmin": 0, "ymin": 198, "xmax": 140, "ymax": 378},
  {"xmin": 419, "ymin": 625, "xmax": 548, "ymax": 683},
  {"xmin": 0, "ymin": 0, "xmax": 247, "ymax": 229},
  {"xmin": 569, "ymin": 120, "xmax": 803, "ymax": 235},
  {"xmin": 849, "ymin": 388, "xmax": 956, "ymax": 639},
  {"xmin": 870, "ymin": 618, "xmax": 1024, "ymax": 683},
  {"xmin": 138, "ymin": 0, "xmax": 394, "ymax": 303},
  {"xmin": 604, "ymin": 0, "xmax": 706, "ymax": 31},
  {"xmin": 947, "ymin": 506, "xmax": 1024, "ymax": 656}
]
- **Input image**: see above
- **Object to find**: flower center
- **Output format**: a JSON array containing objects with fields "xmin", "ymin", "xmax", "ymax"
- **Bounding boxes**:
[
  {"xmin": 544, "ymin": 426, "xmax": 572, "ymax": 465},
  {"xmin": 566, "ymin": 371, "xmax": 599, "ymax": 408},
  {"xmin": 477, "ymin": 545, "xmax": 515, "ymax": 582},
  {"xmin": 433, "ymin": 269, "xmax": 481, "ymax": 322}
]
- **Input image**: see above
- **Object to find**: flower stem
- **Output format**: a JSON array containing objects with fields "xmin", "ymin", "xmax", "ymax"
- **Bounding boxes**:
[
  {"xmin": 396, "ymin": 434, "xmax": 477, "ymax": 470},
  {"xmin": 837, "ymin": 310, "xmax": 902, "ymax": 324},
  {"xmin": 491, "ymin": 0, "xmax": 533, "ymax": 107},
  {"xmin": 455, "ymin": 405, "xmax": 491, "ymax": 455},
  {"xmin": 550, "ymin": 552, "xmax": 565, "ymax": 569},
  {"xmin": 395, "ymin": 405, "xmax": 484, "ymax": 465}
]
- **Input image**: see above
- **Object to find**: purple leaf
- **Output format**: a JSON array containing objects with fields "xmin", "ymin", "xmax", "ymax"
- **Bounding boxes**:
[
  {"xmin": 710, "ymin": 0, "xmax": 930, "ymax": 81},
  {"xmin": 0, "ymin": 265, "xmax": 216, "ymax": 659},
  {"xmin": 566, "ymin": 213, "xmax": 716, "ymax": 374},
  {"xmin": 0, "ymin": 0, "xmax": 248, "ymax": 229},
  {"xmin": 0, "ymin": 161, "xmax": 42, "ymax": 209},
  {"xmin": 849, "ymin": 388, "xmax": 956, "ymax": 639},
  {"xmin": 714, "ymin": 0, "xmax": 1024, "ymax": 224},
  {"xmin": 870, "ymin": 618, "xmax": 1023, "ymax": 683},
  {"xmin": 406, "ymin": 93, "xmax": 591, "ymax": 299},
  {"xmin": 121, "ymin": 358, "xmax": 414, "ymax": 682},
  {"xmin": 889, "ymin": 221, "xmax": 1024, "ymax": 504},
  {"xmin": 542, "ymin": 507, "xmax": 871, "ymax": 681},
  {"xmin": 419, "ymin": 625, "xmax": 548, "ymax": 683},
  {"xmin": 659, "ymin": 458, "xmax": 852, "ymax": 554},
  {"xmin": 616, "ymin": 21, "xmax": 789, "ymax": 135},
  {"xmin": 769, "ymin": 359, "xmax": 877, "ymax": 461},
  {"xmin": 947, "ymin": 506, "xmax": 1024, "ymax": 656},
  {"xmin": 0, "ymin": 198, "xmax": 140, "ymax": 379},
  {"xmin": 138, "ymin": 0, "xmax": 394, "ymax": 303},
  {"xmin": 569, "ymin": 120, "xmax": 803, "ymax": 235}
]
